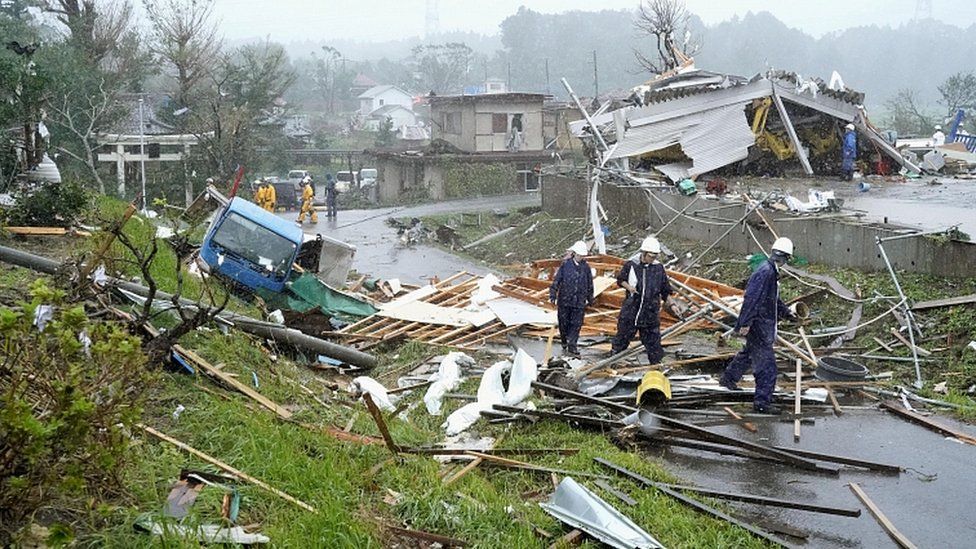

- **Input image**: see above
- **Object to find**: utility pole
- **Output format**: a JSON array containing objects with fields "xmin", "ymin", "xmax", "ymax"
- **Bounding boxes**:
[
  {"xmin": 592, "ymin": 50, "xmax": 599, "ymax": 99},
  {"xmin": 545, "ymin": 58, "xmax": 550, "ymax": 95},
  {"xmin": 507, "ymin": 61, "xmax": 512, "ymax": 92},
  {"xmin": 138, "ymin": 96, "xmax": 147, "ymax": 212}
]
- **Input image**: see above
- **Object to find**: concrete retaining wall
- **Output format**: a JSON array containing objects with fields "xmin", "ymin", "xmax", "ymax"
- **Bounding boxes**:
[{"xmin": 541, "ymin": 177, "xmax": 976, "ymax": 278}]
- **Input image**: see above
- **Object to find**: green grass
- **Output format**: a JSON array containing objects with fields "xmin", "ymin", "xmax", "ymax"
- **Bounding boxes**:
[{"xmin": 83, "ymin": 331, "xmax": 769, "ymax": 548}]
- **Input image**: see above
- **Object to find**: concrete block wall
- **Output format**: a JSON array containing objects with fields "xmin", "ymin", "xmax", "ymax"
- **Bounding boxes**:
[{"xmin": 541, "ymin": 177, "xmax": 976, "ymax": 278}]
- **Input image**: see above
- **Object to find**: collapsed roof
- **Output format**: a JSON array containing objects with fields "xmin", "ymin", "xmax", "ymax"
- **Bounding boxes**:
[{"xmin": 570, "ymin": 69, "xmax": 919, "ymax": 180}]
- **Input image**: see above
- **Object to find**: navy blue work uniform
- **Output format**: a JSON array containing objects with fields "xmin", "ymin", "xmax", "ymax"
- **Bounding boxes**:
[
  {"xmin": 610, "ymin": 260, "xmax": 672, "ymax": 363},
  {"xmin": 549, "ymin": 257, "xmax": 594, "ymax": 354},
  {"xmin": 325, "ymin": 178, "xmax": 337, "ymax": 218},
  {"xmin": 841, "ymin": 130, "xmax": 856, "ymax": 180},
  {"xmin": 721, "ymin": 259, "xmax": 792, "ymax": 408}
]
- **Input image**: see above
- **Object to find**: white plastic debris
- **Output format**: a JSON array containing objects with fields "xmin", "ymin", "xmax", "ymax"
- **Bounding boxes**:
[
  {"xmin": 172, "ymin": 404, "xmax": 186, "ymax": 421},
  {"xmin": 350, "ymin": 376, "xmax": 398, "ymax": 412},
  {"xmin": 802, "ymin": 387, "xmax": 829, "ymax": 403},
  {"xmin": 966, "ymin": 341, "xmax": 976, "ymax": 352},
  {"xmin": 469, "ymin": 273, "xmax": 502, "ymax": 306},
  {"xmin": 33, "ymin": 304, "xmax": 54, "ymax": 332},
  {"xmin": 423, "ymin": 352, "xmax": 473, "ymax": 415},
  {"xmin": 442, "ymin": 349, "xmax": 538, "ymax": 435},
  {"xmin": 267, "ymin": 309, "xmax": 285, "ymax": 324},
  {"xmin": 78, "ymin": 330, "xmax": 92, "ymax": 357},
  {"xmin": 828, "ymin": 70, "xmax": 846, "ymax": 91},
  {"xmin": 92, "ymin": 264, "xmax": 108, "ymax": 286},
  {"xmin": 155, "ymin": 225, "xmax": 175, "ymax": 239},
  {"xmin": 933, "ymin": 381, "xmax": 948, "ymax": 394}
]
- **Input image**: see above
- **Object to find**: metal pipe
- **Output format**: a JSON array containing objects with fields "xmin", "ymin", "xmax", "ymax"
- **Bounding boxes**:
[
  {"xmin": 685, "ymin": 194, "xmax": 769, "ymax": 271},
  {"xmin": 653, "ymin": 194, "xmax": 700, "ymax": 236},
  {"xmin": 0, "ymin": 244, "xmax": 377, "ymax": 368},
  {"xmin": 875, "ymin": 238, "xmax": 922, "ymax": 388}
]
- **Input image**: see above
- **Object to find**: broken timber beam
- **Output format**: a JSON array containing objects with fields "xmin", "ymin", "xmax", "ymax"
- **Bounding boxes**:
[
  {"xmin": 532, "ymin": 382, "xmax": 837, "ymax": 474},
  {"xmin": 384, "ymin": 525, "xmax": 467, "ymax": 547},
  {"xmin": 879, "ymin": 401, "xmax": 976, "ymax": 445},
  {"xmin": 139, "ymin": 424, "xmax": 317, "ymax": 514},
  {"xmin": 595, "ymin": 458, "xmax": 789, "ymax": 548},
  {"xmin": 848, "ymin": 483, "xmax": 918, "ymax": 549},
  {"xmin": 657, "ymin": 482, "xmax": 861, "ymax": 517}
]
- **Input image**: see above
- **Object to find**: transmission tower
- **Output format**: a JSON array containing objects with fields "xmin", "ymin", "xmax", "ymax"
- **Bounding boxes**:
[
  {"xmin": 425, "ymin": 0, "xmax": 440, "ymax": 40},
  {"xmin": 914, "ymin": 0, "xmax": 932, "ymax": 21}
]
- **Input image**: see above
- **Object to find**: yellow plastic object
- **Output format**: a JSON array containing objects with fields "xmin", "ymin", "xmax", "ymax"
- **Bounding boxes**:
[{"xmin": 636, "ymin": 370, "xmax": 671, "ymax": 406}]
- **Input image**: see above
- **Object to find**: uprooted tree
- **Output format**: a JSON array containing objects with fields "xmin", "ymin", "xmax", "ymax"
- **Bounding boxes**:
[{"xmin": 633, "ymin": 0, "xmax": 701, "ymax": 75}]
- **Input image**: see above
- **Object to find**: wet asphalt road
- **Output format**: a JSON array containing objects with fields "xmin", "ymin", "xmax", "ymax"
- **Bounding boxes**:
[{"xmin": 278, "ymin": 193, "xmax": 541, "ymax": 285}]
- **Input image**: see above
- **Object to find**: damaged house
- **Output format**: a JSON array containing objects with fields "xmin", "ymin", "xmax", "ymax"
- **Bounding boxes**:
[
  {"xmin": 571, "ymin": 69, "xmax": 920, "ymax": 181},
  {"xmin": 373, "ymin": 93, "xmax": 554, "ymax": 202}
]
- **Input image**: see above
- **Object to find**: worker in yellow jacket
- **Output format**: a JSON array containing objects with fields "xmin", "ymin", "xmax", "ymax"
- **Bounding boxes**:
[
  {"xmin": 262, "ymin": 181, "xmax": 277, "ymax": 212},
  {"xmin": 297, "ymin": 176, "xmax": 318, "ymax": 224},
  {"xmin": 253, "ymin": 180, "xmax": 266, "ymax": 208}
]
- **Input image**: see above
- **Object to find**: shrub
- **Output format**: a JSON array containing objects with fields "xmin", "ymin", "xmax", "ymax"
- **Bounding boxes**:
[
  {"xmin": 3, "ymin": 180, "xmax": 89, "ymax": 227},
  {"xmin": 0, "ymin": 280, "xmax": 153, "ymax": 537}
]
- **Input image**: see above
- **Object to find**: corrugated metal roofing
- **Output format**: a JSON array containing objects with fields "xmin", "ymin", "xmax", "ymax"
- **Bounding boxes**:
[{"xmin": 608, "ymin": 103, "xmax": 753, "ymax": 181}]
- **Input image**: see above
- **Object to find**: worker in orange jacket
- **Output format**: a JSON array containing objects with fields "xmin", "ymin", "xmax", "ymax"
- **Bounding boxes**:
[{"xmin": 297, "ymin": 176, "xmax": 318, "ymax": 224}]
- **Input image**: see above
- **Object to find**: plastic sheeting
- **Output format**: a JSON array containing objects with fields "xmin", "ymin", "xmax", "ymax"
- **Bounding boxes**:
[
  {"xmin": 423, "ymin": 352, "xmax": 474, "ymax": 415},
  {"xmin": 350, "ymin": 376, "xmax": 398, "ymax": 412},
  {"xmin": 256, "ymin": 273, "xmax": 376, "ymax": 321},
  {"xmin": 443, "ymin": 349, "xmax": 538, "ymax": 435}
]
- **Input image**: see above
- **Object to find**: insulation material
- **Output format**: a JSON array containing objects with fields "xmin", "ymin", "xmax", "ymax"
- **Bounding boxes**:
[
  {"xmin": 423, "ymin": 352, "xmax": 474, "ymax": 415},
  {"xmin": 608, "ymin": 103, "xmax": 754, "ymax": 182},
  {"xmin": 486, "ymin": 297, "xmax": 556, "ymax": 327},
  {"xmin": 350, "ymin": 376, "xmax": 398, "ymax": 411},
  {"xmin": 443, "ymin": 349, "xmax": 538, "ymax": 435}
]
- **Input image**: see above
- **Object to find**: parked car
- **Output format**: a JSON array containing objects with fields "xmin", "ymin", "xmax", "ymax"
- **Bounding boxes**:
[
  {"xmin": 287, "ymin": 170, "xmax": 311, "ymax": 182},
  {"xmin": 335, "ymin": 171, "xmax": 358, "ymax": 192},
  {"xmin": 359, "ymin": 168, "xmax": 377, "ymax": 188}
]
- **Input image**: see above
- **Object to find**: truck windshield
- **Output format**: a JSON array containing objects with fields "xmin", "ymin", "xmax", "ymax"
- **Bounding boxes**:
[{"xmin": 211, "ymin": 212, "xmax": 297, "ymax": 276}]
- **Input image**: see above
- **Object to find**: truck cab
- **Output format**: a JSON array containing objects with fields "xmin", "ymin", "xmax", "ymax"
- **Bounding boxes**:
[{"xmin": 199, "ymin": 197, "xmax": 304, "ymax": 293}]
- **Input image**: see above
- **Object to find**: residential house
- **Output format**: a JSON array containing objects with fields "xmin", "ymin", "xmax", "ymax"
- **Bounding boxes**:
[
  {"xmin": 358, "ymin": 85, "xmax": 413, "ymax": 117},
  {"xmin": 429, "ymin": 92, "xmax": 546, "ymax": 153},
  {"xmin": 373, "ymin": 92, "xmax": 554, "ymax": 203},
  {"xmin": 365, "ymin": 104, "xmax": 418, "ymax": 132}
]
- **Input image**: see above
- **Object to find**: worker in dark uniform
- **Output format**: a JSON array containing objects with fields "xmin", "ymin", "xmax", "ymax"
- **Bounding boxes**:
[
  {"xmin": 549, "ymin": 240, "xmax": 594, "ymax": 357},
  {"xmin": 841, "ymin": 123, "xmax": 857, "ymax": 181},
  {"xmin": 325, "ymin": 173, "xmax": 338, "ymax": 218},
  {"xmin": 610, "ymin": 236, "xmax": 681, "ymax": 364},
  {"xmin": 719, "ymin": 237, "xmax": 798, "ymax": 414}
]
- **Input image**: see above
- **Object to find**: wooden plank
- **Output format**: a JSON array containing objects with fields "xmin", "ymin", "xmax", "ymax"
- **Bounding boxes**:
[
  {"xmin": 794, "ymin": 359, "xmax": 802, "ymax": 442},
  {"xmin": 532, "ymin": 382, "xmax": 836, "ymax": 474},
  {"xmin": 593, "ymin": 479, "xmax": 637, "ymax": 506},
  {"xmin": 139, "ymin": 424, "xmax": 317, "ymax": 513},
  {"xmin": 4, "ymin": 226, "xmax": 68, "ymax": 235},
  {"xmin": 174, "ymin": 345, "xmax": 292, "ymax": 420},
  {"xmin": 911, "ymin": 293, "xmax": 976, "ymax": 311},
  {"xmin": 362, "ymin": 393, "xmax": 401, "ymax": 454},
  {"xmin": 385, "ymin": 525, "xmax": 467, "ymax": 547},
  {"xmin": 872, "ymin": 336, "xmax": 894, "ymax": 352},
  {"xmin": 889, "ymin": 328, "xmax": 932, "ymax": 357},
  {"xmin": 542, "ymin": 326, "xmax": 557, "ymax": 364},
  {"xmin": 443, "ymin": 457, "xmax": 483, "ymax": 486},
  {"xmin": 595, "ymin": 458, "xmax": 789, "ymax": 547},
  {"xmin": 848, "ymin": 483, "xmax": 918, "ymax": 549},
  {"xmin": 723, "ymin": 406, "xmax": 758, "ymax": 433},
  {"xmin": 827, "ymin": 388, "xmax": 843, "ymax": 416},
  {"xmin": 548, "ymin": 529, "xmax": 583, "ymax": 548},
  {"xmin": 880, "ymin": 401, "xmax": 976, "ymax": 445}
]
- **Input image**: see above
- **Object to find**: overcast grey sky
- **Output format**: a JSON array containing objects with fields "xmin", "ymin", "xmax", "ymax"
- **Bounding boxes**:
[{"xmin": 207, "ymin": 0, "xmax": 976, "ymax": 43}]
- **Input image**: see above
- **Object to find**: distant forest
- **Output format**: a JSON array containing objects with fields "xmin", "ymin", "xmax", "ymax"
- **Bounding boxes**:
[{"xmin": 281, "ymin": 8, "xmax": 976, "ymax": 113}]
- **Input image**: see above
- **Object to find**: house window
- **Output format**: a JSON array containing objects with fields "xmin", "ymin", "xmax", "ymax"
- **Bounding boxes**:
[
  {"xmin": 441, "ymin": 111, "xmax": 461, "ymax": 134},
  {"xmin": 492, "ymin": 113, "xmax": 507, "ymax": 133},
  {"xmin": 379, "ymin": 99, "xmax": 385, "ymax": 106}
]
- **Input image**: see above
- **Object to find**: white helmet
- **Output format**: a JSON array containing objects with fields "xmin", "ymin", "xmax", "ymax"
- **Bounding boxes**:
[
  {"xmin": 935, "ymin": 124, "xmax": 942, "ymax": 130},
  {"xmin": 568, "ymin": 240, "xmax": 588, "ymax": 257},
  {"xmin": 845, "ymin": 123, "xmax": 855, "ymax": 131},
  {"xmin": 640, "ymin": 236, "xmax": 661, "ymax": 254},
  {"xmin": 771, "ymin": 237, "xmax": 794, "ymax": 256}
]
